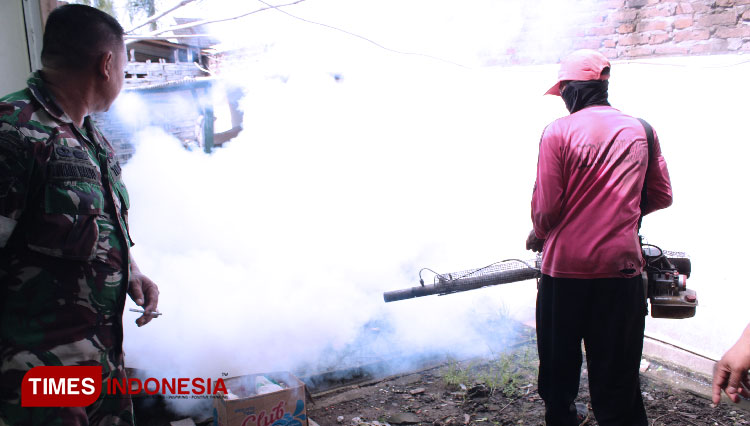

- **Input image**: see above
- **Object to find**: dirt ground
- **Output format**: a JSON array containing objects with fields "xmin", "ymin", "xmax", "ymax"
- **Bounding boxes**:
[
  {"xmin": 133, "ymin": 324, "xmax": 749, "ymax": 426},
  {"xmin": 306, "ymin": 348, "xmax": 750, "ymax": 426}
]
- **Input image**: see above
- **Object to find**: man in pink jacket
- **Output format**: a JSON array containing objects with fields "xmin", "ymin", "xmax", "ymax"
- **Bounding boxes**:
[{"xmin": 526, "ymin": 49, "xmax": 673, "ymax": 425}]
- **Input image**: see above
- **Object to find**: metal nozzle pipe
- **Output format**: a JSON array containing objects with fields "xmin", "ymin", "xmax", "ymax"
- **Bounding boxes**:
[{"xmin": 384, "ymin": 266, "xmax": 540, "ymax": 303}]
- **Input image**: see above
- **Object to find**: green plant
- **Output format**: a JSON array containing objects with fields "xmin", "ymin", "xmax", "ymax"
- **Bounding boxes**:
[
  {"xmin": 441, "ymin": 346, "xmax": 539, "ymax": 398},
  {"xmin": 440, "ymin": 358, "xmax": 473, "ymax": 390}
]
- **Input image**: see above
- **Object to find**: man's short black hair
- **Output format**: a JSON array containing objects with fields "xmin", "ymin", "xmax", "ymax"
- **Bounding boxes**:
[{"xmin": 41, "ymin": 4, "xmax": 125, "ymax": 71}]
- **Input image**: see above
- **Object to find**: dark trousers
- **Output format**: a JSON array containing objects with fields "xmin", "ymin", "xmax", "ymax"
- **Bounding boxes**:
[{"xmin": 536, "ymin": 274, "xmax": 648, "ymax": 426}]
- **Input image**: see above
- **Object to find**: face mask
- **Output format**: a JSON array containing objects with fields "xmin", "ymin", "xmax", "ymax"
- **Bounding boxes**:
[{"xmin": 560, "ymin": 80, "xmax": 610, "ymax": 114}]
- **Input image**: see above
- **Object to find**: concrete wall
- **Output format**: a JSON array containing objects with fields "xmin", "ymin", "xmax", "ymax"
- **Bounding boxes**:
[{"xmin": 0, "ymin": 1, "xmax": 32, "ymax": 96}]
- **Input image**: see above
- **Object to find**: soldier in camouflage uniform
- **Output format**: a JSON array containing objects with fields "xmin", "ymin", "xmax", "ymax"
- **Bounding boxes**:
[{"xmin": 0, "ymin": 5, "xmax": 159, "ymax": 425}]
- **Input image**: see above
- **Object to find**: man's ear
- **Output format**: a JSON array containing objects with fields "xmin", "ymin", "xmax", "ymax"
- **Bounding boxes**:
[
  {"xmin": 98, "ymin": 51, "xmax": 114, "ymax": 80},
  {"xmin": 600, "ymin": 66, "xmax": 611, "ymax": 81}
]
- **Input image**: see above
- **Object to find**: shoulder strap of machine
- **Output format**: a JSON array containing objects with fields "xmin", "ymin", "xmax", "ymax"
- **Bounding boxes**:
[{"xmin": 637, "ymin": 118, "xmax": 654, "ymax": 230}]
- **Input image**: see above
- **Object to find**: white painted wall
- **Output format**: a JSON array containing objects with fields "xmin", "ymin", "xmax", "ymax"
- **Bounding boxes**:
[{"xmin": 0, "ymin": 1, "xmax": 32, "ymax": 96}]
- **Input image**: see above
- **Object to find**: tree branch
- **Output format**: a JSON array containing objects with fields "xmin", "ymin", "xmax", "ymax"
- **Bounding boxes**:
[
  {"xmin": 126, "ymin": 0, "xmax": 200, "ymax": 34},
  {"xmin": 138, "ymin": 0, "xmax": 307, "ymax": 37}
]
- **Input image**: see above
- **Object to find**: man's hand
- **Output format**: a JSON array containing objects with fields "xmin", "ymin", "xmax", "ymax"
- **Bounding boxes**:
[
  {"xmin": 526, "ymin": 229, "xmax": 545, "ymax": 253},
  {"xmin": 128, "ymin": 271, "xmax": 160, "ymax": 327},
  {"xmin": 712, "ymin": 325, "xmax": 750, "ymax": 405}
]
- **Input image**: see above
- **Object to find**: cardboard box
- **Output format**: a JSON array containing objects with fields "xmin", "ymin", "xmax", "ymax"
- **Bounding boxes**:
[{"xmin": 213, "ymin": 372, "xmax": 307, "ymax": 426}]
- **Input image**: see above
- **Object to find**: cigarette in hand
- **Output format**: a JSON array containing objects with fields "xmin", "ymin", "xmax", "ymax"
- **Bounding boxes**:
[{"xmin": 129, "ymin": 308, "xmax": 163, "ymax": 317}]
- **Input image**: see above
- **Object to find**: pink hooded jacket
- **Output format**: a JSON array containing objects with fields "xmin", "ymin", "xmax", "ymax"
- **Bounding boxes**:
[{"xmin": 531, "ymin": 105, "xmax": 673, "ymax": 279}]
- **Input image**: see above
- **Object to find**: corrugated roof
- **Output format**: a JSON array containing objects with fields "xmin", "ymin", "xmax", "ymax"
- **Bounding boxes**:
[{"xmin": 172, "ymin": 17, "xmax": 221, "ymax": 48}]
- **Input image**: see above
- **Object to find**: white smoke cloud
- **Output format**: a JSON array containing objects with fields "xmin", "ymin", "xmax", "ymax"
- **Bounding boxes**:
[
  {"xmin": 121, "ymin": 61, "xmax": 556, "ymax": 383},
  {"xmin": 609, "ymin": 55, "xmax": 750, "ymax": 357},
  {"xmin": 117, "ymin": 61, "xmax": 556, "ymax": 415}
]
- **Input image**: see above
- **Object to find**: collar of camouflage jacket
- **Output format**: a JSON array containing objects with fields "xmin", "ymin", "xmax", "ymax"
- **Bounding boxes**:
[{"xmin": 27, "ymin": 71, "xmax": 79, "ymax": 126}]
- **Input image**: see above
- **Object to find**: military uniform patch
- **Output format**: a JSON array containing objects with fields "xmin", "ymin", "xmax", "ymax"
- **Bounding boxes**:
[{"xmin": 48, "ymin": 146, "xmax": 100, "ymax": 183}]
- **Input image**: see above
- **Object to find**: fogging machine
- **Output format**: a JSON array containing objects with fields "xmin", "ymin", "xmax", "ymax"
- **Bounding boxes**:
[{"xmin": 383, "ymin": 242, "xmax": 697, "ymax": 319}]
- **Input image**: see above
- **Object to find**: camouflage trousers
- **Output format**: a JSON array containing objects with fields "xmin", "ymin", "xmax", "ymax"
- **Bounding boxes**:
[
  {"xmin": 0, "ymin": 343, "xmax": 134, "ymax": 426},
  {"xmin": 0, "ymin": 253, "xmax": 133, "ymax": 425}
]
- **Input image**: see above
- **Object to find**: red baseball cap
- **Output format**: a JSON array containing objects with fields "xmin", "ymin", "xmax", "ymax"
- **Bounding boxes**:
[{"xmin": 545, "ymin": 49, "xmax": 611, "ymax": 96}]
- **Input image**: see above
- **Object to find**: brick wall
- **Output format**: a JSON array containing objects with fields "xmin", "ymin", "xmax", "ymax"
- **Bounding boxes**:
[
  {"xmin": 485, "ymin": 0, "xmax": 750, "ymax": 65},
  {"xmin": 598, "ymin": 0, "xmax": 750, "ymax": 58}
]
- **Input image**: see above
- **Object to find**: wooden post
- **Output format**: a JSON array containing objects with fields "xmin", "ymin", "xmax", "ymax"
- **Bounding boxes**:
[{"xmin": 202, "ymin": 86, "xmax": 214, "ymax": 153}]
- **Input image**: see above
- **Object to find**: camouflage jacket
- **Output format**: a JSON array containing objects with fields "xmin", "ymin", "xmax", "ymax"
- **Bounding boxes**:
[{"xmin": 0, "ymin": 72, "xmax": 132, "ymax": 362}]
